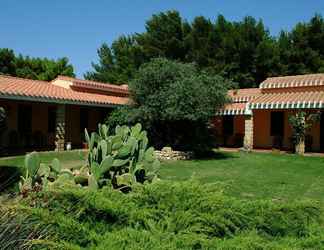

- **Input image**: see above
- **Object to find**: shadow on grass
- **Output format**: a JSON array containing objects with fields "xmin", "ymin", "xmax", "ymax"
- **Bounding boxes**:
[
  {"xmin": 195, "ymin": 150, "xmax": 239, "ymax": 160},
  {"xmin": 0, "ymin": 166, "xmax": 22, "ymax": 193}
]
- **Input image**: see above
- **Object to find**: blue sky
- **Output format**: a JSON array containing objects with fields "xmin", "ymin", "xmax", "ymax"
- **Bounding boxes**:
[{"xmin": 1, "ymin": 0, "xmax": 323, "ymax": 77}]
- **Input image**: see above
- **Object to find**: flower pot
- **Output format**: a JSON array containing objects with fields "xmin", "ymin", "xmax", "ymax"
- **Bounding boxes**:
[{"xmin": 295, "ymin": 139, "xmax": 305, "ymax": 155}]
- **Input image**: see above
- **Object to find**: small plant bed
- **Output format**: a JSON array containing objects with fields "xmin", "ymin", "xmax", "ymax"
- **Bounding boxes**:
[{"xmin": 17, "ymin": 123, "xmax": 159, "ymax": 196}]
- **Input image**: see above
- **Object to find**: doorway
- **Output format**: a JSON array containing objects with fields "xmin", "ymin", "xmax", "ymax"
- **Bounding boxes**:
[{"xmin": 320, "ymin": 112, "xmax": 324, "ymax": 151}]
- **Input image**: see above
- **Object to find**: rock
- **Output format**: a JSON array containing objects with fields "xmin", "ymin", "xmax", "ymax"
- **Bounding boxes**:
[
  {"xmin": 155, "ymin": 147, "xmax": 194, "ymax": 161},
  {"xmin": 162, "ymin": 147, "xmax": 172, "ymax": 153}
]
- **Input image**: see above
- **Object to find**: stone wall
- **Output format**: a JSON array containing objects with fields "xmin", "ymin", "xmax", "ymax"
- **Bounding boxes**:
[{"xmin": 155, "ymin": 147, "xmax": 194, "ymax": 160}]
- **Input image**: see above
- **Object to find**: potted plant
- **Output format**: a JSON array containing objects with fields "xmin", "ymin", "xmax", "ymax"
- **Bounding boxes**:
[
  {"xmin": 288, "ymin": 111, "xmax": 320, "ymax": 155},
  {"xmin": 81, "ymin": 132, "xmax": 88, "ymax": 149}
]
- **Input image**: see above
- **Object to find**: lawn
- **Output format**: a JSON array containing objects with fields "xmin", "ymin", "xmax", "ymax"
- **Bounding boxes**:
[
  {"xmin": 1, "ymin": 150, "xmax": 324, "ymax": 202},
  {"xmin": 160, "ymin": 151, "xmax": 324, "ymax": 202},
  {"xmin": 2, "ymin": 150, "xmax": 324, "ymax": 249},
  {"xmin": 0, "ymin": 150, "xmax": 87, "ymax": 169},
  {"xmin": 0, "ymin": 150, "xmax": 87, "ymax": 192}
]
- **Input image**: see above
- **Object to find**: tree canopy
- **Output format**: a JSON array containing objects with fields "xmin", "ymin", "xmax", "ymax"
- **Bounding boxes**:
[
  {"xmin": 0, "ymin": 48, "xmax": 75, "ymax": 81},
  {"xmin": 86, "ymin": 11, "xmax": 324, "ymax": 88},
  {"xmin": 130, "ymin": 58, "xmax": 231, "ymax": 122},
  {"xmin": 107, "ymin": 58, "xmax": 232, "ymax": 153}
]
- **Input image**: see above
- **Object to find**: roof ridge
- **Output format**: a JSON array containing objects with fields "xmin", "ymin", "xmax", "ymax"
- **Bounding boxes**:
[
  {"xmin": 0, "ymin": 75, "xmax": 129, "ymax": 106},
  {"xmin": 266, "ymin": 73, "xmax": 324, "ymax": 80},
  {"xmin": 55, "ymin": 75, "xmax": 128, "ymax": 90},
  {"xmin": 0, "ymin": 74, "xmax": 49, "ymax": 84}
]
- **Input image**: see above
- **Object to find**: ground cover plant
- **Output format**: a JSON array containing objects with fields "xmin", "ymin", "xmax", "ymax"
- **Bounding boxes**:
[
  {"xmin": 0, "ymin": 206, "xmax": 50, "ymax": 249},
  {"xmin": 2, "ymin": 144, "xmax": 324, "ymax": 248},
  {"xmin": 6, "ymin": 179, "xmax": 324, "ymax": 249}
]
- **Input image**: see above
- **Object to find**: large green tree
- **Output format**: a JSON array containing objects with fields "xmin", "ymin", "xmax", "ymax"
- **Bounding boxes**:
[
  {"xmin": 0, "ymin": 49, "xmax": 16, "ymax": 76},
  {"xmin": 86, "ymin": 12, "xmax": 324, "ymax": 88},
  {"xmin": 84, "ymin": 37, "xmax": 143, "ymax": 84},
  {"xmin": 0, "ymin": 48, "xmax": 75, "ymax": 81},
  {"xmin": 107, "ymin": 58, "xmax": 232, "ymax": 153},
  {"xmin": 278, "ymin": 14, "xmax": 324, "ymax": 75}
]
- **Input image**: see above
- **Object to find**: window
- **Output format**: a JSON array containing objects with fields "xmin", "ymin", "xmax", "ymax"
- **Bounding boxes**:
[
  {"xmin": 271, "ymin": 112, "xmax": 284, "ymax": 136},
  {"xmin": 223, "ymin": 116, "xmax": 234, "ymax": 135},
  {"xmin": 18, "ymin": 105, "xmax": 32, "ymax": 133},
  {"xmin": 48, "ymin": 107, "xmax": 57, "ymax": 133},
  {"xmin": 80, "ymin": 108, "xmax": 89, "ymax": 131}
]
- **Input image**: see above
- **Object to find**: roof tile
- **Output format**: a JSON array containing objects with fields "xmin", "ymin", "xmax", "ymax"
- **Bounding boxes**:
[
  {"xmin": 260, "ymin": 74, "xmax": 324, "ymax": 89},
  {"xmin": 0, "ymin": 75, "xmax": 128, "ymax": 106},
  {"xmin": 250, "ymin": 91, "xmax": 324, "ymax": 109}
]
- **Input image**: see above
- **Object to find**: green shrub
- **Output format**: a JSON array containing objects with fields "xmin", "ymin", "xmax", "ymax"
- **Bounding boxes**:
[
  {"xmin": 104, "ymin": 106, "xmax": 135, "ymax": 131},
  {"xmin": 16, "ymin": 179, "xmax": 324, "ymax": 249},
  {"xmin": 107, "ymin": 58, "xmax": 233, "ymax": 154},
  {"xmin": 0, "ymin": 206, "xmax": 50, "ymax": 249},
  {"xmin": 0, "ymin": 166, "xmax": 22, "ymax": 193}
]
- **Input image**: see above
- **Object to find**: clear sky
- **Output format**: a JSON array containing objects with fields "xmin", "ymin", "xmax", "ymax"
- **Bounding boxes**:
[{"xmin": 1, "ymin": 0, "xmax": 323, "ymax": 77}]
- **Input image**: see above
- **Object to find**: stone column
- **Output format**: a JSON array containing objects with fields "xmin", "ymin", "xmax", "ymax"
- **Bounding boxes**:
[
  {"xmin": 55, "ymin": 105, "xmax": 66, "ymax": 151},
  {"xmin": 243, "ymin": 115, "xmax": 254, "ymax": 151}
]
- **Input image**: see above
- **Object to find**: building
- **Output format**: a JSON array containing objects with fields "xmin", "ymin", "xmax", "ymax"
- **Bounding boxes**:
[
  {"xmin": 214, "ymin": 74, "xmax": 324, "ymax": 152},
  {"xmin": 0, "ymin": 75, "xmax": 128, "ymax": 154},
  {"xmin": 2, "ymin": 73, "xmax": 324, "ymax": 155}
]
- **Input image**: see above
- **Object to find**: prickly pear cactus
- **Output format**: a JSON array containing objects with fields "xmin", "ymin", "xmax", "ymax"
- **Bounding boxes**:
[
  {"xmin": 19, "ymin": 153, "xmax": 76, "ymax": 195},
  {"xmin": 85, "ymin": 123, "xmax": 160, "ymax": 190},
  {"xmin": 19, "ymin": 123, "xmax": 160, "ymax": 195}
]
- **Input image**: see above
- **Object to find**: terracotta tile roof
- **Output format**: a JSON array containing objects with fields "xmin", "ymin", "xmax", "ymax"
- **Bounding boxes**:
[
  {"xmin": 216, "ymin": 102, "xmax": 248, "ymax": 115},
  {"xmin": 250, "ymin": 90, "xmax": 324, "ymax": 109},
  {"xmin": 0, "ymin": 75, "xmax": 128, "ymax": 106},
  {"xmin": 260, "ymin": 74, "xmax": 324, "ymax": 89},
  {"xmin": 217, "ymin": 88, "xmax": 260, "ymax": 115},
  {"xmin": 228, "ymin": 88, "xmax": 261, "ymax": 102},
  {"xmin": 54, "ymin": 76, "xmax": 129, "ymax": 96}
]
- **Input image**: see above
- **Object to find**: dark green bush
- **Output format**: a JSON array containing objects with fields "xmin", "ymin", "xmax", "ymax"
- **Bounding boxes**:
[
  {"xmin": 16, "ymin": 179, "xmax": 324, "ymax": 249},
  {"xmin": 105, "ymin": 58, "xmax": 232, "ymax": 154},
  {"xmin": 0, "ymin": 206, "xmax": 50, "ymax": 249},
  {"xmin": 0, "ymin": 166, "xmax": 22, "ymax": 193},
  {"xmin": 104, "ymin": 106, "xmax": 135, "ymax": 131}
]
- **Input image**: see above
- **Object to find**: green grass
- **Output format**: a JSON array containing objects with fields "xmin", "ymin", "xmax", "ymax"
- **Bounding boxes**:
[
  {"xmin": 0, "ymin": 150, "xmax": 86, "ymax": 169},
  {"xmin": 2, "ymin": 150, "xmax": 324, "ymax": 202},
  {"xmin": 160, "ymin": 151, "xmax": 324, "ymax": 202},
  {"xmin": 0, "ymin": 150, "xmax": 87, "ymax": 192},
  {"xmin": 2, "ymin": 150, "xmax": 324, "ymax": 249}
]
